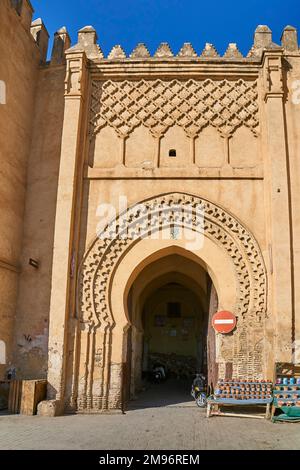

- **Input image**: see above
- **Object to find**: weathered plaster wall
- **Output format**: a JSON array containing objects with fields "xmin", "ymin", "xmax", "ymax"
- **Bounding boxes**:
[
  {"xmin": 14, "ymin": 65, "xmax": 66, "ymax": 379},
  {"xmin": 0, "ymin": 12, "xmax": 299, "ymax": 412},
  {"xmin": 285, "ymin": 54, "xmax": 300, "ymax": 358},
  {"xmin": 0, "ymin": 0, "xmax": 40, "ymax": 379}
]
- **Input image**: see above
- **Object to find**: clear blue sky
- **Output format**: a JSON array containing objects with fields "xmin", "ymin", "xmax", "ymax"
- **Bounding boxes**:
[{"xmin": 33, "ymin": 0, "xmax": 300, "ymax": 57}]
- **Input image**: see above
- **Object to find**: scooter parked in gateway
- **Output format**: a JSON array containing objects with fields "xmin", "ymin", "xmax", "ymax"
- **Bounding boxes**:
[
  {"xmin": 150, "ymin": 364, "xmax": 167, "ymax": 384},
  {"xmin": 191, "ymin": 374, "xmax": 207, "ymax": 408}
]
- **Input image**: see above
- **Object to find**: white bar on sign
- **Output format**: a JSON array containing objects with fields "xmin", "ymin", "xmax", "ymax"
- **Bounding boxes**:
[{"xmin": 214, "ymin": 319, "xmax": 234, "ymax": 324}]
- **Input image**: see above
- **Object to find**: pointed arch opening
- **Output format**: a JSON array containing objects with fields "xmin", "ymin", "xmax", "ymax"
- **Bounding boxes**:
[
  {"xmin": 70, "ymin": 192, "xmax": 267, "ymax": 413},
  {"xmin": 122, "ymin": 250, "xmax": 220, "ymax": 407}
]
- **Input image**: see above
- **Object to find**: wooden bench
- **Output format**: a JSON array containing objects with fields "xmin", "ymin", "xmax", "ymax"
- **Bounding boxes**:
[{"xmin": 207, "ymin": 397, "xmax": 272, "ymax": 419}]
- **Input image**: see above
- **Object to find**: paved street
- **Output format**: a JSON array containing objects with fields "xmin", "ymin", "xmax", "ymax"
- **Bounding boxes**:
[{"xmin": 0, "ymin": 381, "xmax": 300, "ymax": 450}]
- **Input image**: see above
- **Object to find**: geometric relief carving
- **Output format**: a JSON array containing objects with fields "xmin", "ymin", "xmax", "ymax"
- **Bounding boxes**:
[
  {"xmin": 90, "ymin": 78, "xmax": 260, "ymax": 139},
  {"xmin": 75, "ymin": 193, "xmax": 267, "ymax": 411}
]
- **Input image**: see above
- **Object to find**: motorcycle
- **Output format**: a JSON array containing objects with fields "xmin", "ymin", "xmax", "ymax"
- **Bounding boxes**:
[
  {"xmin": 151, "ymin": 364, "xmax": 167, "ymax": 384},
  {"xmin": 191, "ymin": 374, "xmax": 207, "ymax": 408}
]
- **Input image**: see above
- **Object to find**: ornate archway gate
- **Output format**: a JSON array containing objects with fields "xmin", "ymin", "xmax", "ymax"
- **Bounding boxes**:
[{"xmin": 71, "ymin": 192, "xmax": 267, "ymax": 412}]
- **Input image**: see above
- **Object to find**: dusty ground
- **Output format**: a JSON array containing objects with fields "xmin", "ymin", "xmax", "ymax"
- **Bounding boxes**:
[{"xmin": 0, "ymin": 380, "xmax": 299, "ymax": 450}]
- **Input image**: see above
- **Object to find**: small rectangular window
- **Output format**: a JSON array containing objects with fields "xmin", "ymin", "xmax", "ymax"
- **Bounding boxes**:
[{"xmin": 167, "ymin": 302, "xmax": 181, "ymax": 318}]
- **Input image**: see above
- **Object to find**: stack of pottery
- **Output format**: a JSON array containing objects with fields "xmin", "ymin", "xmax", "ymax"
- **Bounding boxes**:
[{"xmin": 215, "ymin": 379, "xmax": 273, "ymax": 401}]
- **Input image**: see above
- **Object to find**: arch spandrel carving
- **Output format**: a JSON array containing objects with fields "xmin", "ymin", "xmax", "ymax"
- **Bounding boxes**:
[
  {"xmin": 79, "ymin": 193, "xmax": 267, "ymax": 327},
  {"xmin": 75, "ymin": 193, "xmax": 268, "ymax": 411}
]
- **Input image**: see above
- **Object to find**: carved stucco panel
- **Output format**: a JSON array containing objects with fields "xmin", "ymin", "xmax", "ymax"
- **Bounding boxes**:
[{"xmin": 90, "ymin": 78, "xmax": 259, "ymax": 139}]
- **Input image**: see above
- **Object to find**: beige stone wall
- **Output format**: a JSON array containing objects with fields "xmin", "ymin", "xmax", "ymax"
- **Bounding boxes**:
[
  {"xmin": 69, "ymin": 29, "xmax": 299, "ymax": 410},
  {"xmin": 1, "ymin": 12, "xmax": 300, "ymax": 412},
  {"xmin": 0, "ymin": 0, "xmax": 40, "ymax": 378},
  {"xmin": 13, "ymin": 65, "xmax": 66, "ymax": 379},
  {"xmin": 285, "ymin": 54, "xmax": 300, "ymax": 359}
]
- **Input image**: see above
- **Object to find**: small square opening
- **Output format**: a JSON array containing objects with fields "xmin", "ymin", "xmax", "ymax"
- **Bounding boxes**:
[
  {"xmin": 169, "ymin": 149, "xmax": 177, "ymax": 158},
  {"xmin": 167, "ymin": 302, "xmax": 181, "ymax": 318}
]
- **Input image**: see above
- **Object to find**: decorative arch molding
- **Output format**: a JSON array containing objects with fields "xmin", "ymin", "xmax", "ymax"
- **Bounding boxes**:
[
  {"xmin": 74, "ymin": 192, "xmax": 267, "ymax": 411},
  {"xmin": 79, "ymin": 192, "xmax": 267, "ymax": 329}
]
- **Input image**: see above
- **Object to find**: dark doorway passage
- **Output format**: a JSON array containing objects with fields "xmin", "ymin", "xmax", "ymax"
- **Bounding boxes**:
[
  {"xmin": 142, "ymin": 281, "xmax": 207, "ymax": 381},
  {"xmin": 124, "ymin": 251, "xmax": 219, "ymax": 410},
  {"xmin": 128, "ymin": 379, "xmax": 196, "ymax": 410}
]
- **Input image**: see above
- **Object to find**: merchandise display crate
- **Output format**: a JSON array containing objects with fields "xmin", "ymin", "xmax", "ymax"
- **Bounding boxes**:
[
  {"xmin": 207, "ymin": 379, "xmax": 273, "ymax": 419},
  {"xmin": 272, "ymin": 363, "xmax": 300, "ymax": 422}
]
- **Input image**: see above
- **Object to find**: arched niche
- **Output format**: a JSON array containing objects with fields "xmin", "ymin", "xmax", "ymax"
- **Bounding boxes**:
[
  {"xmin": 90, "ymin": 126, "xmax": 121, "ymax": 168},
  {"xmin": 125, "ymin": 126, "xmax": 156, "ymax": 168}
]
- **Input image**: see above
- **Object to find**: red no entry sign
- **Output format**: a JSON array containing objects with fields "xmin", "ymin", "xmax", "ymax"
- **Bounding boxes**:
[{"xmin": 212, "ymin": 311, "xmax": 237, "ymax": 334}]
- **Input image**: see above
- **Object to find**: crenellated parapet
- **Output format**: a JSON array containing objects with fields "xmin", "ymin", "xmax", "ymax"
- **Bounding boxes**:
[
  {"xmin": 10, "ymin": 0, "xmax": 33, "ymax": 30},
  {"xmin": 281, "ymin": 25, "xmax": 298, "ymax": 52},
  {"xmin": 64, "ymin": 24, "xmax": 299, "ymax": 62},
  {"xmin": 6, "ymin": 0, "xmax": 300, "ymax": 66},
  {"xmin": 8, "ymin": 0, "xmax": 50, "ymax": 63},
  {"xmin": 66, "ymin": 26, "xmax": 104, "ymax": 60},
  {"xmin": 51, "ymin": 27, "xmax": 71, "ymax": 65},
  {"xmin": 30, "ymin": 18, "xmax": 49, "ymax": 63}
]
